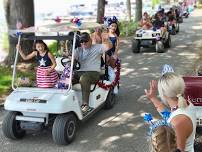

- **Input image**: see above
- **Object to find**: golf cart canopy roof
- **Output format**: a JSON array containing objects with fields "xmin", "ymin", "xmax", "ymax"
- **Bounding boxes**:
[{"xmin": 10, "ymin": 22, "xmax": 103, "ymax": 40}]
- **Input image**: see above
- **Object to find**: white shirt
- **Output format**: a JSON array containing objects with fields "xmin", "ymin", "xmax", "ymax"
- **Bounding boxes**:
[{"xmin": 168, "ymin": 104, "xmax": 196, "ymax": 152}]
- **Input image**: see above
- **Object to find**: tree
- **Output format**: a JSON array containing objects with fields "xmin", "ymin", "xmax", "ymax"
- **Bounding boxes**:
[
  {"xmin": 126, "ymin": 0, "xmax": 131, "ymax": 22},
  {"xmin": 3, "ymin": 0, "xmax": 34, "ymax": 65},
  {"xmin": 135, "ymin": 0, "xmax": 142, "ymax": 22},
  {"xmin": 97, "ymin": 0, "xmax": 105, "ymax": 23}
]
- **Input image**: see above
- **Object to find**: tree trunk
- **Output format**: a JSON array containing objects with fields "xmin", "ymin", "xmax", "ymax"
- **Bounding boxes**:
[
  {"xmin": 126, "ymin": 0, "xmax": 131, "ymax": 22},
  {"xmin": 135, "ymin": 0, "xmax": 142, "ymax": 22},
  {"xmin": 97, "ymin": 0, "xmax": 105, "ymax": 23},
  {"xmin": 3, "ymin": 0, "xmax": 34, "ymax": 65}
]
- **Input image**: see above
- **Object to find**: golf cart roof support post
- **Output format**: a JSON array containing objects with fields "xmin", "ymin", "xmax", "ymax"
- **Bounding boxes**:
[
  {"xmin": 12, "ymin": 33, "xmax": 21, "ymax": 90},
  {"xmin": 67, "ymin": 31, "xmax": 77, "ymax": 92},
  {"xmin": 56, "ymin": 32, "xmax": 60, "ymax": 55}
]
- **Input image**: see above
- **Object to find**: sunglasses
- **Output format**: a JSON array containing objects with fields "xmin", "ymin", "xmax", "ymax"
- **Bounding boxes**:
[{"xmin": 80, "ymin": 39, "xmax": 89, "ymax": 43}]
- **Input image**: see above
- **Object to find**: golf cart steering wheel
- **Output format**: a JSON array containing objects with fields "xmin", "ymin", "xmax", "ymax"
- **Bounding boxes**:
[
  {"xmin": 61, "ymin": 57, "xmax": 71, "ymax": 67},
  {"xmin": 61, "ymin": 57, "xmax": 80, "ymax": 70}
]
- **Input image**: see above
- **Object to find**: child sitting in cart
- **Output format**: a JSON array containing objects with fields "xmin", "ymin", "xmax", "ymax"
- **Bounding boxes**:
[{"xmin": 16, "ymin": 40, "xmax": 58, "ymax": 88}]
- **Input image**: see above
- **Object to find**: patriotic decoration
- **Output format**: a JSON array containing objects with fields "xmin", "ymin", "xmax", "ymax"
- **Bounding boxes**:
[
  {"xmin": 36, "ymin": 66, "xmax": 58, "ymax": 88},
  {"xmin": 161, "ymin": 64, "xmax": 174, "ymax": 75},
  {"xmin": 70, "ymin": 17, "xmax": 82, "ymax": 27},
  {"xmin": 54, "ymin": 16, "xmax": 62, "ymax": 23},
  {"xmin": 103, "ymin": 16, "xmax": 118, "ymax": 28},
  {"xmin": 144, "ymin": 110, "xmax": 172, "ymax": 136},
  {"xmin": 56, "ymin": 64, "xmax": 71, "ymax": 89},
  {"xmin": 97, "ymin": 59, "xmax": 121, "ymax": 90}
]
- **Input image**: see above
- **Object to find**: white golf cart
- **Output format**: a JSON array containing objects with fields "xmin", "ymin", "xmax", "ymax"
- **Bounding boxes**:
[
  {"xmin": 2, "ymin": 22, "xmax": 119, "ymax": 145},
  {"xmin": 132, "ymin": 28, "xmax": 171, "ymax": 53}
]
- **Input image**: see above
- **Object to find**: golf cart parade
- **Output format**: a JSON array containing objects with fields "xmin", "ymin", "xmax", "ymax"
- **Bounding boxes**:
[
  {"xmin": 2, "ymin": 22, "xmax": 120, "ymax": 145},
  {"xmin": 132, "ymin": 3, "xmax": 192, "ymax": 53}
]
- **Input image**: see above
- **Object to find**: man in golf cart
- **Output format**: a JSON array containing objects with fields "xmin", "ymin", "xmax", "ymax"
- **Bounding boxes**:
[
  {"xmin": 152, "ymin": 11, "xmax": 168, "ymax": 38},
  {"xmin": 72, "ymin": 32, "xmax": 112, "ymax": 113}
]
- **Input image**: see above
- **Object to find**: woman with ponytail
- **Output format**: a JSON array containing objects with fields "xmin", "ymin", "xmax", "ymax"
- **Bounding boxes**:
[{"xmin": 145, "ymin": 72, "xmax": 196, "ymax": 152}]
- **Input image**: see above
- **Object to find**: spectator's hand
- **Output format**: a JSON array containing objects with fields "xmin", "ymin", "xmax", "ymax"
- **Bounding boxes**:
[{"xmin": 144, "ymin": 80, "xmax": 158, "ymax": 100}]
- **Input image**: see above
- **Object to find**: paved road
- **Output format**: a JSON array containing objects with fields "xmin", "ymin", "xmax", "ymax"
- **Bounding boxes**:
[{"xmin": 1, "ymin": 9, "xmax": 202, "ymax": 152}]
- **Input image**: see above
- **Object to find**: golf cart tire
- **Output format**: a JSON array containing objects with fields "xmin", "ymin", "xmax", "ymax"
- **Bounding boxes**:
[
  {"xmin": 104, "ymin": 89, "xmax": 116, "ymax": 109},
  {"xmin": 156, "ymin": 41, "xmax": 165, "ymax": 53},
  {"xmin": 52, "ymin": 114, "xmax": 77, "ymax": 145},
  {"xmin": 164, "ymin": 34, "xmax": 171, "ymax": 48},
  {"xmin": 132, "ymin": 40, "xmax": 140, "ymax": 53},
  {"xmin": 2, "ymin": 111, "xmax": 26, "ymax": 139}
]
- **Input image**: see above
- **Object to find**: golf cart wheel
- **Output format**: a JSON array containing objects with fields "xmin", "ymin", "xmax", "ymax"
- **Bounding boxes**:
[
  {"xmin": 52, "ymin": 114, "xmax": 77, "ymax": 145},
  {"xmin": 131, "ymin": 40, "xmax": 140, "ymax": 53},
  {"xmin": 156, "ymin": 41, "xmax": 165, "ymax": 53},
  {"xmin": 2, "ymin": 111, "xmax": 26, "ymax": 139},
  {"xmin": 104, "ymin": 89, "xmax": 116, "ymax": 109},
  {"xmin": 164, "ymin": 34, "xmax": 171, "ymax": 48}
]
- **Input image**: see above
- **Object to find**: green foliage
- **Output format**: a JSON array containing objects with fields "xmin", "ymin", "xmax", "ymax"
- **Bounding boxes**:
[
  {"xmin": 119, "ymin": 21, "xmax": 138, "ymax": 37},
  {"xmin": 48, "ymin": 41, "xmax": 58, "ymax": 56},
  {"xmin": 0, "ymin": 65, "xmax": 12, "ymax": 95},
  {"xmin": 2, "ymin": 32, "xmax": 9, "ymax": 51},
  {"xmin": 0, "ymin": 65, "xmax": 36, "ymax": 96}
]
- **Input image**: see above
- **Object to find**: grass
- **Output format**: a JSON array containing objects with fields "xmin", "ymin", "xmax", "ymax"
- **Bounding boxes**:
[
  {"xmin": 0, "ymin": 65, "xmax": 36, "ymax": 97},
  {"xmin": 0, "ymin": 66, "xmax": 12, "ymax": 96}
]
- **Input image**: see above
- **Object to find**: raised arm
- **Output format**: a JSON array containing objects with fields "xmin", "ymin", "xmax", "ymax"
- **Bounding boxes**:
[
  {"xmin": 144, "ymin": 80, "xmax": 166, "ymax": 113},
  {"xmin": 16, "ymin": 44, "xmax": 36, "ymax": 60}
]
